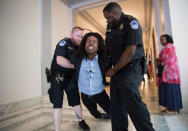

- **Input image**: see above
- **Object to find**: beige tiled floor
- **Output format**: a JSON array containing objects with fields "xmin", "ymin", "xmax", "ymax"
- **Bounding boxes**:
[{"xmin": 0, "ymin": 80, "xmax": 187, "ymax": 131}]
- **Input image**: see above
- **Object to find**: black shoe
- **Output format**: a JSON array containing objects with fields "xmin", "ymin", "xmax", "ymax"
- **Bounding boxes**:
[
  {"xmin": 100, "ymin": 113, "xmax": 111, "ymax": 119},
  {"xmin": 79, "ymin": 120, "xmax": 90, "ymax": 130}
]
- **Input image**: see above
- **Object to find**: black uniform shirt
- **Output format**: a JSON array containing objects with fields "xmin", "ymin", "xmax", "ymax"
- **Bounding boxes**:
[
  {"xmin": 51, "ymin": 38, "xmax": 76, "ymax": 75},
  {"xmin": 105, "ymin": 13, "xmax": 145, "ymax": 65}
]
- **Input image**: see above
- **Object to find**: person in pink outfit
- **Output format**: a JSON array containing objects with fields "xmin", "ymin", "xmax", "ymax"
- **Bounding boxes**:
[{"xmin": 156, "ymin": 34, "xmax": 183, "ymax": 114}]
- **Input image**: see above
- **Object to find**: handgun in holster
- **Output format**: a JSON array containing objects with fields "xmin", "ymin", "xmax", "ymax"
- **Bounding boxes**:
[{"xmin": 45, "ymin": 67, "xmax": 51, "ymax": 83}]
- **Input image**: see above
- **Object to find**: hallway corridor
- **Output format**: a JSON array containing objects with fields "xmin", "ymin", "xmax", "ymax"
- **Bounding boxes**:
[{"xmin": 0, "ymin": 83, "xmax": 187, "ymax": 131}]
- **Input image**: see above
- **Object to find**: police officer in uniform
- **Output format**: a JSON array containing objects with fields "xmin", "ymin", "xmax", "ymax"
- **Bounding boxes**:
[
  {"xmin": 48, "ymin": 27, "xmax": 89, "ymax": 131},
  {"xmin": 103, "ymin": 2, "xmax": 155, "ymax": 131}
]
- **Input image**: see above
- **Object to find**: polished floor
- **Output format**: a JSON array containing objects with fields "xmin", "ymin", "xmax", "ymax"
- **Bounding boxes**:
[{"xmin": 0, "ymin": 80, "xmax": 187, "ymax": 131}]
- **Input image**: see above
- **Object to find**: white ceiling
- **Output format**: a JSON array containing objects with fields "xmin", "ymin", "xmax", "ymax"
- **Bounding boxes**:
[
  {"xmin": 63, "ymin": 0, "xmax": 153, "ymax": 46},
  {"xmin": 75, "ymin": 0, "xmax": 152, "ymax": 33}
]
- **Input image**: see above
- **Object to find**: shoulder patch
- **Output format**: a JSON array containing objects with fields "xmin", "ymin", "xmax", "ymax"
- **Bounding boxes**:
[
  {"xmin": 59, "ymin": 40, "xmax": 66, "ymax": 46},
  {"xmin": 130, "ymin": 20, "xmax": 139, "ymax": 30}
]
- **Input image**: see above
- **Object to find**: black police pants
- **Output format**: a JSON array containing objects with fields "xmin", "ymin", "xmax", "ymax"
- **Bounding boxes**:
[
  {"xmin": 81, "ymin": 90, "xmax": 110, "ymax": 118},
  {"xmin": 110, "ymin": 65, "xmax": 155, "ymax": 131},
  {"xmin": 49, "ymin": 77, "xmax": 80, "ymax": 108}
]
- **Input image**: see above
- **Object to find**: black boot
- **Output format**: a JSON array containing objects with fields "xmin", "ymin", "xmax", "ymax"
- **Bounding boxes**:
[{"xmin": 79, "ymin": 120, "xmax": 90, "ymax": 130}]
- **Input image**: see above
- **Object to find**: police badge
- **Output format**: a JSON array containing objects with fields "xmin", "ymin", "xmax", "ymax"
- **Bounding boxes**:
[
  {"xmin": 106, "ymin": 29, "xmax": 111, "ymax": 32},
  {"xmin": 119, "ymin": 24, "xmax": 124, "ymax": 30}
]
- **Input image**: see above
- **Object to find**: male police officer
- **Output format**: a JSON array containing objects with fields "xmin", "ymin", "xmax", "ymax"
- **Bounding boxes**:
[
  {"xmin": 103, "ymin": 2, "xmax": 155, "ymax": 131},
  {"xmin": 48, "ymin": 27, "xmax": 89, "ymax": 131}
]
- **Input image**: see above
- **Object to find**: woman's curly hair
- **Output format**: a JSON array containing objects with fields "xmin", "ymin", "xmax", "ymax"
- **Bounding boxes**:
[
  {"xmin": 77, "ymin": 32, "xmax": 106, "ymax": 63},
  {"xmin": 161, "ymin": 34, "xmax": 174, "ymax": 44}
]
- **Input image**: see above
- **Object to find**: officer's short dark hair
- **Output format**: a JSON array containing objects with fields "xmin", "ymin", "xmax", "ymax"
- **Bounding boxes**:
[
  {"xmin": 103, "ymin": 2, "xmax": 122, "ymax": 13},
  {"xmin": 71, "ymin": 26, "xmax": 83, "ymax": 33},
  {"xmin": 161, "ymin": 34, "xmax": 174, "ymax": 44}
]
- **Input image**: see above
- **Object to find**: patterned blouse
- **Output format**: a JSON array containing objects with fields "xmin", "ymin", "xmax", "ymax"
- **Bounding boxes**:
[{"xmin": 157, "ymin": 43, "xmax": 181, "ymax": 85}]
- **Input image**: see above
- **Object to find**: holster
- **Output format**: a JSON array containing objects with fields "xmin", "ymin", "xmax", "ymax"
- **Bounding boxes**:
[
  {"xmin": 45, "ymin": 67, "xmax": 65, "ymax": 83},
  {"xmin": 45, "ymin": 67, "xmax": 51, "ymax": 83}
]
